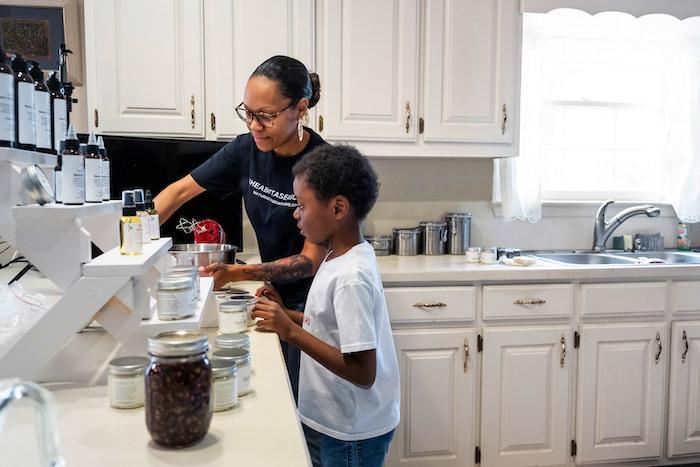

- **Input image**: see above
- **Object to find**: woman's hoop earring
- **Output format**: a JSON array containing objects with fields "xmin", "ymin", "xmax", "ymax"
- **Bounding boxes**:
[{"xmin": 297, "ymin": 119, "xmax": 304, "ymax": 141}]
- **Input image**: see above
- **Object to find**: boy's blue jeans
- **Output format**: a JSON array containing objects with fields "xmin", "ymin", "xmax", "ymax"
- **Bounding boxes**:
[{"xmin": 302, "ymin": 423, "xmax": 395, "ymax": 467}]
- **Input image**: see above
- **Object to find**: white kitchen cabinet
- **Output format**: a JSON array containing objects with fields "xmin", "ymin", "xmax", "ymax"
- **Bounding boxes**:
[
  {"xmin": 576, "ymin": 323, "xmax": 667, "ymax": 464},
  {"xmin": 204, "ymin": 0, "xmax": 315, "ymax": 140},
  {"xmin": 317, "ymin": 0, "xmax": 420, "ymax": 141},
  {"xmin": 84, "ymin": 0, "xmax": 205, "ymax": 137},
  {"xmin": 423, "ymin": 0, "xmax": 517, "ymax": 143},
  {"xmin": 387, "ymin": 328, "xmax": 477, "ymax": 467},
  {"xmin": 480, "ymin": 326, "xmax": 573, "ymax": 467},
  {"xmin": 668, "ymin": 321, "xmax": 700, "ymax": 457}
]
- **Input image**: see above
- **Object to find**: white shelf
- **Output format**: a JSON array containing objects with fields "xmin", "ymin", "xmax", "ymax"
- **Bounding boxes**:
[
  {"xmin": 83, "ymin": 237, "xmax": 173, "ymax": 278},
  {"xmin": 0, "ymin": 146, "xmax": 57, "ymax": 167},
  {"xmin": 13, "ymin": 200, "xmax": 122, "ymax": 221},
  {"xmin": 141, "ymin": 276, "xmax": 215, "ymax": 337}
]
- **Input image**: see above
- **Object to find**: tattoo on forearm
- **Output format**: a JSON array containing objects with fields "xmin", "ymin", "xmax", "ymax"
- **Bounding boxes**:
[{"xmin": 242, "ymin": 255, "xmax": 314, "ymax": 282}]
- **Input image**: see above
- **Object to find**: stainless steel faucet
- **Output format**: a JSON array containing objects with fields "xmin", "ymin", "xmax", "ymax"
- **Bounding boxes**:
[
  {"xmin": 0, "ymin": 379, "xmax": 64, "ymax": 467},
  {"xmin": 592, "ymin": 200, "xmax": 661, "ymax": 251}
]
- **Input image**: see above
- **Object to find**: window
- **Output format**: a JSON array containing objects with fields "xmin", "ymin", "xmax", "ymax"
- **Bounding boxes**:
[{"xmin": 519, "ymin": 9, "xmax": 700, "ymax": 203}]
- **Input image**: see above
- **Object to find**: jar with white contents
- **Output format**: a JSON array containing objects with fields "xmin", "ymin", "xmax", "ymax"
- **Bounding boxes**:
[
  {"xmin": 212, "ymin": 348, "xmax": 252, "ymax": 396},
  {"xmin": 212, "ymin": 359, "xmax": 238, "ymax": 412},
  {"xmin": 108, "ymin": 356, "xmax": 148, "ymax": 409},
  {"xmin": 157, "ymin": 276, "xmax": 195, "ymax": 320},
  {"xmin": 218, "ymin": 300, "xmax": 248, "ymax": 334}
]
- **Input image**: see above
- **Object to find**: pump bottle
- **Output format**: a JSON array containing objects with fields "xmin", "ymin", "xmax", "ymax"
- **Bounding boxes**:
[
  {"xmin": 145, "ymin": 190, "xmax": 160, "ymax": 240},
  {"xmin": 28, "ymin": 61, "xmax": 52, "ymax": 153},
  {"xmin": 120, "ymin": 190, "xmax": 143, "ymax": 255},
  {"xmin": 46, "ymin": 72, "xmax": 66, "ymax": 154},
  {"xmin": 11, "ymin": 54, "xmax": 35, "ymax": 151},
  {"xmin": 61, "ymin": 124, "xmax": 84, "ymax": 205},
  {"xmin": 84, "ymin": 131, "xmax": 102, "ymax": 203}
]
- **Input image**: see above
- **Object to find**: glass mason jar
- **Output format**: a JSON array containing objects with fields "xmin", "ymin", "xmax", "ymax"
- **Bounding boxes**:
[
  {"xmin": 164, "ymin": 265, "xmax": 200, "ymax": 302},
  {"xmin": 108, "ymin": 356, "xmax": 148, "ymax": 409},
  {"xmin": 215, "ymin": 333, "xmax": 251, "ymax": 352},
  {"xmin": 145, "ymin": 330, "xmax": 212, "ymax": 448},
  {"xmin": 211, "ymin": 348, "xmax": 252, "ymax": 396},
  {"xmin": 218, "ymin": 300, "xmax": 248, "ymax": 334},
  {"xmin": 157, "ymin": 276, "xmax": 195, "ymax": 320},
  {"xmin": 212, "ymin": 359, "xmax": 238, "ymax": 412}
]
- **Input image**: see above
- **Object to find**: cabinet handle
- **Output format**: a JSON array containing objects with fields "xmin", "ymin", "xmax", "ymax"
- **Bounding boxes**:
[
  {"xmin": 682, "ymin": 330, "xmax": 689, "ymax": 363},
  {"xmin": 94, "ymin": 109, "xmax": 99, "ymax": 128},
  {"xmin": 191, "ymin": 95, "xmax": 196, "ymax": 129},
  {"xmin": 655, "ymin": 332, "xmax": 662, "ymax": 364},
  {"xmin": 464, "ymin": 338, "xmax": 469, "ymax": 373},
  {"xmin": 560, "ymin": 336, "xmax": 566, "ymax": 368},
  {"xmin": 501, "ymin": 103, "xmax": 507, "ymax": 135},
  {"xmin": 513, "ymin": 298, "xmax": 546, "ymax": 305},
  {"xmin": 405, "ymin": 102, "xmax": 411, "ymax": 134},
  {"xmin": 413, "ymin": 302, "xmax": 447, "ymax": 309},
  {"xmin": 210, "ymin": 113, "xmax": 216, "ymax": 131}
]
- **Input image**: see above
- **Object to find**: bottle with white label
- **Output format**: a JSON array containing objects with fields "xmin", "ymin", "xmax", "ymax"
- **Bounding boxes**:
[
  {"xmin": 28, "ymin": 61, "xmax": 52, "ymax": 154},
  {"xmin": 145, "ymin": 190, "xmax": 160, "ymax": 240},
  {"xmin": 98, "ymin": 136, "xmax": 110, "ymax": 200},
  {"xmin": 0, "ymin": 48, "xmax": 14, "ymax": 147},
  {"xmin": 54, "ymin": 143, "xmax": 62, "ymax": 203},
  {"xmin": 47, "ymin": 72, "xmax": 66, "ymax": 154},
  {"xmin": 133, "ymin": 188, "xmax": 150, "ymax": 244},
  {"xmin": 61, "ymin": 124, "xmax": 84, "ymax": 205},
  {"xmin": 11, "ymin": 54, "xmax": 35, "ymax": 151},
  {"xmin": 84, "ymin": 131, "xmax": 102, "ymax": 203},
  {"xmin": 120, "ymin": 190, "xmax": 143, "ymax": 255}
]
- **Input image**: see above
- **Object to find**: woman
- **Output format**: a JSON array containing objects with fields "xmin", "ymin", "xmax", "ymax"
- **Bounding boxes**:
[{"xmin": 154, "ymin": 55, "xmax": 329, "ymax": 401}]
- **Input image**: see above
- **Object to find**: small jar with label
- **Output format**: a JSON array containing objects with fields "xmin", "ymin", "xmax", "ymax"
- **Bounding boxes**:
[
  {"xmin": 465, "ymin": 247, "xmax": 481, "ymax": 263},
  {"xmin": 157, "ymin": 276, "xmax": 195, "ymax": 320},
  {"xmin": 218, "ymin": 300, "xmax": 248, "ymax": 334},
  {"xmin": 229, "ymin": 293, "xmax": 256, "ymax": 326},
  {"xmin": 212, "ymin": 348, "xmax": 252, "ymax": 396},
  {"xmin": 108, "ymin": 356, "xmax": 148, "ymax": 409},
  {"xmin": 212, "ymin": 359, "xmax": 238, "ymax": 412},
  {"xmin": 480, "ymin": 247, "xmax": 498, "ymax": 264},
  {"xmin": 215, "ymin": 333, "xmax": 251, "ymax": 352},
  {"xmin": 145, "ymin": 330, "xmax": 212, "ymax": 448},
  {"xmin": 164, "ymin": 265, "xmax": 199, "ymax": 302}
]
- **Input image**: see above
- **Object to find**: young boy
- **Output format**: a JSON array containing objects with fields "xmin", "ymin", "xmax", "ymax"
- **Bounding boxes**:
[{"xmin": 252, "ymin": 144, "xmax": 400, "ymax": 467}]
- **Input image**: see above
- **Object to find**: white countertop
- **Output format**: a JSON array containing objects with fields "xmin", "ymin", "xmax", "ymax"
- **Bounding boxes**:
[
  {"xmin": 375, "ymin": 253, "xmax": 700, "ymax": 283},
  {"xmin": 1, "ymin": 323, "xmax": 311, "ymax": 467}
]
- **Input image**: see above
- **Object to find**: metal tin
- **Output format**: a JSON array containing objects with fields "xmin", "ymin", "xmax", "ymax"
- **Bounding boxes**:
[
  {"xmin": 419, "ymin": 221, "xmax": 448, "ymax": 255},
  {"xmin": 392, "ymin": 227, "xmax": 420, "ymax": 256},
  {"xmin": 147, "ymin": 330, "xmax": 209, "ymax": 357},
  {"xmin": 21, "ymin": 163, "xmax": 54, "ymax": 205},
  {"xmin": 445, "ymin": 213, "xmax": 472, "ymax": 255},
  {"xmin": 211, "ymin": 348, "xmax": 252, "ymax": 396},
  {"xmin": 365, "ymin": 235, "xmax": 393, "ymax": 256}
]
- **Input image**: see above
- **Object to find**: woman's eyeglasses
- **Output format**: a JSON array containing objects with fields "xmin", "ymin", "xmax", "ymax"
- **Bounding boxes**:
[{"xmin": 235, "ymin": 101, "xmax": 295, "ymax": 128}]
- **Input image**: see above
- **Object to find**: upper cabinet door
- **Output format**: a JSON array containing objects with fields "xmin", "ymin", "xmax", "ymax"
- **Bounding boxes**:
[
  {"xmin": 576, "ymin": 323, "xmax": 666, "ymax": 464},
  {"xmin": 423, "ymin": 0, "xmax": 517, "ymax": 143},
  {"xmin": 668, "ymin": 321, "xmax": 700, "ymax": 457},
  {"xmin": 204, "ymin": 0, "xmax": 315, "ymax": 140},
  {"xmin": 318, "ymin": 0, "xmax": 420, "ymax": 141},
  {"xmin": 84, "ymin": 0, "xmax": 205, "ymax": 137}
]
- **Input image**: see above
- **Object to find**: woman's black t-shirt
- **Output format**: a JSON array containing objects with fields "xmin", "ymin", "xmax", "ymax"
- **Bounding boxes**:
[{"xmin": 190, "ymin": 128, "xmax": 327, "ymax": 304}]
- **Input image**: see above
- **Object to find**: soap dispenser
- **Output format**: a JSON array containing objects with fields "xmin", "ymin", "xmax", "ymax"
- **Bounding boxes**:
[
  {"xmin": 0, "ymin": 48, "xmax": 14, "ymax": 147},
  {"xmin": 28, "ymin": 61, "xmax": 52, "ymax": 153},
  {"xmin": 10, "ymin": 54, "xmax": 35, "ymax": 151}
]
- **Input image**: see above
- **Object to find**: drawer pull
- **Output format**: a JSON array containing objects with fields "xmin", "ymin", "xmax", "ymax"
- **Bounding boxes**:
[
  {"xmin": 514, "ymin": 298, "xmax": 546, "ymax": 305},
  {"xmin": 655, "ymin": 332, "xmax": 662, "ymax": 364},
  {"xmin": 682, "ymin": 330, "xmax": 689, "ymax": 363},
  {"xmin": 560, "ymin": 336, "xmax": 566, "ymax": 368},
  {"xmin": 464, "ymin": 338, "xmax": 469, "ymax": 373},
  {"xmin": 413, "ymin": 302, "xmax": 447, "ymax": 309}
]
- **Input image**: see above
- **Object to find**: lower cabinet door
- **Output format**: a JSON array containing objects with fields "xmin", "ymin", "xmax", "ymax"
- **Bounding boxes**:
[
  {"xmin": 576, "ymin": 323, "xmax": 666, "ymax": 463},
  {"xmin": 387, "ymin": 329, "xmax": 477, "ymax": 467},
  {"xmin": 481, "ymin": 326, "xmax": 573, "ymax": 467},
  {"xmin": 668, "ymin": 320, "xmax": 700, "ymax": 457}
]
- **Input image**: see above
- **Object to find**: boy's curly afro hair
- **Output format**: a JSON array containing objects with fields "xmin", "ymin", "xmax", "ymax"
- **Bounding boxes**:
[{"xmin": 292, "ymin": 144, "xmax": 379, "ymax": 221}]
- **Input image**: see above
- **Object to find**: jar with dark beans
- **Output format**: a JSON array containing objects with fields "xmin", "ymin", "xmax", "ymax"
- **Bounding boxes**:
[{"xmin": 145, "ymin": 330, "xmax": 212, "ymax": 448}]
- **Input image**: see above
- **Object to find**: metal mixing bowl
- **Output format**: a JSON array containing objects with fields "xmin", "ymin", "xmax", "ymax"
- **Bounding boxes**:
[{"xmin": 169, "ymin": 244, "xmax": 237, "ymax": 268}]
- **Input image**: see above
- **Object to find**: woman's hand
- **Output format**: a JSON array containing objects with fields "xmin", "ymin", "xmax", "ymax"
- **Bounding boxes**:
[
  {"xmin": 252, "ymin": 297, "xmax": 297, "ymax": 341},
  {"xmin": 200, "ymin": 262, "xmax": 240, "ymax": 290}
]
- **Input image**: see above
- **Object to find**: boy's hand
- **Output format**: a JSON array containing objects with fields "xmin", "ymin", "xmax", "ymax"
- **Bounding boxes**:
[
  {"xmin": 252, "ymin": 296, "xmax": 297, "ymax": 341},
  {"xmin": 255, "ymin": 282, "xmax": 284, "ymax": 307}
]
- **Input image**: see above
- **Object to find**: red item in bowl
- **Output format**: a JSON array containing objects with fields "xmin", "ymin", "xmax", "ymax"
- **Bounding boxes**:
[{"xmin": 194, "ymin": 219, "xmax": 225, "ymax": 244}]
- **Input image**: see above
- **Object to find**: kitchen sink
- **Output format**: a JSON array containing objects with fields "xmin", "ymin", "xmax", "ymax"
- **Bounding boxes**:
[
  {"xmin": 531, "ymin": 251, "xmax": 700, "ymax": 265},
  {"xmin": 533, "ymin": 253, "xmax": 636, "ymax": 265}
]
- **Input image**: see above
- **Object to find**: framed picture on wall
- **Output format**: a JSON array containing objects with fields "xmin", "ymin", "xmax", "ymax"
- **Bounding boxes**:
[{"xmin": 0, "ymin": 0, "xmax": 82, "ymax": 85}]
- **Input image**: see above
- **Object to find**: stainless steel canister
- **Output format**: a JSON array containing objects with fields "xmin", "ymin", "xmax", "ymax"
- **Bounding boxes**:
[
  {"xmin": 392, "ymin": 227, "xmax": 420, "ymax": 256},
  {"xmin": 365, "ymin": 235, "xmax": 393, "ymax": 256},
  {"xmin": 419, "ymin": 221, "xmax": 447, "ymax": 255},
  {"xmin": 445, "ymin": 213, "xmax": 472, "ymax": 255}
]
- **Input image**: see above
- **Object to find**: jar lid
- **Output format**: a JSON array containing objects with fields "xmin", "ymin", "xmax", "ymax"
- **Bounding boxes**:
[
  {"xmin": 157, "ymin": 276, "xmax": 194, "ymax": 290},
  {"xmin": 212, "ymin": 348, "xmax": 251, "ymax": 365},
  {"xmin": 392, "ymin": 227, "xmax": 420, "ymax": 233},
  {"xmin": 211, "ymin": 359, "xmax": 238, "ymax": 377},
  {"xmin": 109, "ymin": 356, "xmax": 149, "ymax": 375},
  {"xmin": 219, "ymin": 300, "xmax": 248, "ymax": 312},
  {"xmin": 21, "ymin": 164, "xmax": 54, "ymax": 205},
  {"xmin": 215, "ymin": 333, "xmax": 251, "ymax": 349},
  {"xmin": 444, "ymin": 212, "xmax": 472, "ymax": 218},
  {"xmin": 148, "ymin": 330, "xmax": 208, "ymax": 357},
  {"xmin": 228, "ymin": 293, "xmax": 255, "ymax": 301},
  {"xmin": 166, "ymin": 265, "xmax": 197, "ymax": 274}
]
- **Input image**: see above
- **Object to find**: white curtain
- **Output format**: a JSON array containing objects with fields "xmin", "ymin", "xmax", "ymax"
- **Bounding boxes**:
[{"xmin": 495, "ymin": 10, "xmax": 700, "ymax": 223}]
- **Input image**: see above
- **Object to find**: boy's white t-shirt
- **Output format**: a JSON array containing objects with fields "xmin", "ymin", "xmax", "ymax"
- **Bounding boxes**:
[{"xmin": 298, "ymin": 241, "xmax": 400, "ymax": 441}]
